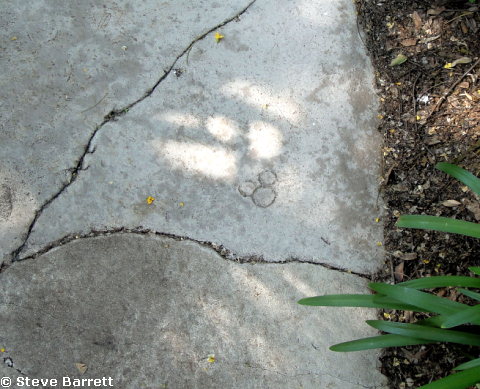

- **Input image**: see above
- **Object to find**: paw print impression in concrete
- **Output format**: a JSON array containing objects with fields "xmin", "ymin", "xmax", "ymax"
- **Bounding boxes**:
[{"xmin": 238, "ymin": 170, "xmax": 277, "ymax": 208}]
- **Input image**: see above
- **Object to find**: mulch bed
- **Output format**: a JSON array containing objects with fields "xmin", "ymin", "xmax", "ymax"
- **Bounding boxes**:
[{"xmin": 355, "ymin": 0, "xmax": 480, "ymax": 387}]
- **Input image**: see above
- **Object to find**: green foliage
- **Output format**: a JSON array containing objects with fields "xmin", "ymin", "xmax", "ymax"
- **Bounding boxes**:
[
  {"xmin": 298, "ymin": 273, "xmax": 480, "ymax": 388},
  {"xmin": 397, "ymin": 163, "xmax": 480, "ymax": 238},
  {"xmin": 298, "ymin": 163, "xmax": 480, "ymax": 389}
]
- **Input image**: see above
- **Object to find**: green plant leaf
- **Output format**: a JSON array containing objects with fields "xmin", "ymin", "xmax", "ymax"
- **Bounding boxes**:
[
  {"xmin": 459, "ymin": 288, "xmax": 480, "ymax": 302},
  {"xmin": 418, "ymin": 366, "xmax": 480, "ymax": 389},
  {"xmin": 390, "ymin": 53, "xmax": 407, "ymax": 66},
  {"xmin": 396, "ymin": 215, "xmax": 480, "ymax": 239},
  {"xmin": 470, "ymin": 267, "xmax": 480, "ymax": 276},
  {"xmin": 297, "ymin": 294, "xmax": 419, "ymax": 311},
  {"xmin": 436, "ymin": 163, "xmax": 480, "ymax": 196},
  {"xmin": 454, "ymin": 358, "xmax": 480, "ymax": 371},
  {"xmin": 399, "ymin": 276, "xmax": 480, "ymax": 289},
  {"xmin": 369, "ymin": 283, "xmax": 466, "ymax": 315},
  {"xmin": 366, "ymin": 320, "xmax": 480, "ymax": 346},
  {"xmin": 440, "ymin": 304, "xmax": 480, "ymax": 328},
  {"xmin": 329, "ymin": 334, "xmax": 434, "ymax": 352}
]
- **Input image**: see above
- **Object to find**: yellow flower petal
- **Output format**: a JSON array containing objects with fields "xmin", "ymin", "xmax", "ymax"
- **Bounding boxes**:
[
  {"xmin": 444, "ymin": 63, "xmax": 453, "ymax": 69},
  {"xmin": 214, "ymin": 32, "xmax": 224, "ymax": 42},
  {"xmin": 376, "ymin": 241, "xmax": 383, "ymax": 246},
  {"xmin": 146, "ymin": 196, "xmax": 155, "ymax": 205},
  {"xmin": 375, "ymin": 217, "xmax": 380, "ymax": 223},
  {"xmin": 207, "ymin": 354, "xmax": 215, "ymax": 363},
  {"xmin": 0, "ymin": 348, "xmax": 5, "ymax": 352},
  {"xmin": 179, "ymin": 202, "xmax": 185, "ymax": 207}
]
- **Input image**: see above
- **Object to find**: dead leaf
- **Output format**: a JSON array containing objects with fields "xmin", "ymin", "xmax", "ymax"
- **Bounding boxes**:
[
  {"xmin": 465, "ymin": 200, "xmax": 480, "ymax": 220},
  {"xmin": 459, "ymin": 81, "xmax": 470, "ymax": 89},
  {"xmin": 447, "ymin": 57, "xmax": 473, "ymax": 69},
  {"xmin": 412, "ymin": 11, "xmax": 422, "ymax": 30},
  {"xmin": 442, "ymin": 199, "xmax": 461, "ymax": 207},
  {"xmin": 427, "ymin": 7, "xmax": 446, "ymax": 16},
  {"xmin": 390, "ymin": 54, "xmax": 407, "ymax": 66},
  {"xmin": 75, "ymin": 363, "xmax": 88, "ymax": 375},
  {"xmin": 394, "ymin": 261, "xmax": 404, "ymax": 282},
  {"xmin": 403, "ymin": 253, "xmax": 418, "ymax": 261},
  {"xmin": 454, "ymin": 56, "xmax": 472, "ymax": 66},
  {"xmin": 423, "ymin": 35, "xmax": 440, "ymax": 43},
  {"xmin": 402, "ymin": 348, "xmax": 428, "ymax": 363},
  {"xmin": 401, "ymin": 38, "xmax": 417, "ymax": 47},
  {"xmin": 426, "ymin": 136, "xmax": 441, "ymax": 145}
]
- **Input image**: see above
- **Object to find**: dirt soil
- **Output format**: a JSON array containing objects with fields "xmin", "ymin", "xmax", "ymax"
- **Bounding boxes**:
[{"xmin": 355, "ymin": 0, "xmax": 480, "ymax": 387}]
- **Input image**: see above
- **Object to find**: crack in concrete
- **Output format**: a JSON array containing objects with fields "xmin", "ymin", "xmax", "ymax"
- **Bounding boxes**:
[
  {"xmin": 240, "ymin": 363, "xmax": 382, "ymax": 388},
  {"xmin": 5, "ymin": 0, "xmax": 258, "ymax": 266},
  {"xmin": 5, "ymin": 228, "xmax": 372, "ymax": 280},
  {"xmin": 3, "ymin": 356, "xmax": 27, "ymax": 377}
]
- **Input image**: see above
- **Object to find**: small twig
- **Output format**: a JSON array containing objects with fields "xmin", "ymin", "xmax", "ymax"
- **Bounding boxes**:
[
  {"xmin": 446, "ymin": 11, "xmax": 474, "ymax": 24},
  {"xmin": 80, "ymin": 92, "xmax": 108, "ymax": 113},
  {"xmin": 428, "ymin": 58, "xmax": 480, "ymax": 118},
  {"xmin": 412, "ymin": 73, "xmax": 421, "ymax": 133}
]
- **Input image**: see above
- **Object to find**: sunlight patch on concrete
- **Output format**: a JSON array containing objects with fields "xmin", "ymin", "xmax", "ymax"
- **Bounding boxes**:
[
  {"xmin": 247, "ymin": 121, "xmax": 283, "ymax": 159},
  {"xmin": 206, "ymin": 115, "xmax": 240, "ymax": 143},
  {"xmin": 154, "ymin": 140, "xmax": 237, "ymax": 180},
  {"xmin": 222, "ymin": 80, "xmax": 301, "ymax": 124},
  {"xmin": 159, "ymin": 111, "xmax": 202, "ymax": 128}
]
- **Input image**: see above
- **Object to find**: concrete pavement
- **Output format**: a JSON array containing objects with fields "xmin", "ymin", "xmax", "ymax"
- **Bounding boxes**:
[{"xmin": 0, "ymin": 0, "xmax": 387, "ymax": 387}]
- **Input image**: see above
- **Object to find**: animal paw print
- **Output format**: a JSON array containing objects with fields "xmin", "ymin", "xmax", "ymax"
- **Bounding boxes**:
[{"xmin": 238, "ymin": 170, "xmax": 277, "ymax": 208}]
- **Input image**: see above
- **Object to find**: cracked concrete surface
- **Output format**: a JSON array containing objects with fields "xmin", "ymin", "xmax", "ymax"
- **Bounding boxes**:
[
  {"xmin": 13, "ymin": 0, "xmax": 383, "ymax": 273},
  {"xmin": 0, "ymin": 234, "xmax": 387, "ymax": 389},
  {"xmin": 0, "ymin": 0, "xmax": 255, "ymax": 263},
  {"xmin": 0, "ymin": 0, "xmax": 387, "ymax": 387}
]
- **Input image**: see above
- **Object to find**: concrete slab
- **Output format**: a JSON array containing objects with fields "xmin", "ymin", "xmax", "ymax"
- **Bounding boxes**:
[
  {"xmin": 20, "ymin": 0, "xmax": 383, "ymax": 273},
  {"xmin": 0, "ymin": 0, "xmax": 254, "ymax": 263},
  {"xmin": 0, "ymin": 234, "xmax": 387, "ymax": 389}
]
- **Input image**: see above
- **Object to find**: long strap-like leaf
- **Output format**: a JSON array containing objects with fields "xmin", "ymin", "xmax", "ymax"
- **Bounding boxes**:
[
  {"xmin": 297, "ymin": 294, "xmax": 421, "ymax": 311},
  {"xmin": 396, "ymin": 215, "xmax": 480, "ymax": 239},
  {"xmin": 366, "ymin": 320, "xmax": 480, "ymax": 346},
  {"xmin": 369, "ymin": 283, "xmax": 468, "ymax": 316},
  {"xmin": 330, "ymin": 334, "xmax": 434, "ymax": 352},
  {"xmin": 418, "ymin": 366, "xmax": 480, "ymax": 389},
  {"xmin": 399, "ymin": 276, "xmax": 480, "ymax": 289},
  {"xmin": 436, "ymin": 162, "xmax": 480, "ymax": 196}
]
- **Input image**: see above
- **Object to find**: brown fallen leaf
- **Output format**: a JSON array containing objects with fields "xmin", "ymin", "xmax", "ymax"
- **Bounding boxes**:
[
  {"xmin": 403, "ymin": 347, "xmax": 428, "ymax": 363},
  {"xmin": 412, "ymin": 11, "xmax": 422, "ymax": 30},
  {"xmin": 459, "ymin": 81, "xmax": 470, "ymax": 89},
  {"xmin": 75, "ymin": 363, "xmax": 88, "ymax": 375},
  {"xmin": 442, "ymin": 199, "xmax": 461, "ymax": 207},
  {"xmin": 402, "ymin": 253, "xmax": 418, "ymax": 261},
  {"xmin": 465, "ymin": 200, "xmax": 480, "ymax": 221},
  {"xmin": 401, "ymin": 38, "xmax": 417, "ymax": 47},
  {"xmin": 427, "ymin": 7, "xmax": 446, "ymax": 16},
  {"xmin": 394, "ymin": 261, "xmax": 405, "ymax": 282},
  {"xmin": 426, "ymin": 136, "xmax": 441, "ymax": 145}
]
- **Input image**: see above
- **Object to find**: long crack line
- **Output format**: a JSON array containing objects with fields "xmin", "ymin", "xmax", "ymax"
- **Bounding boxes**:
[
  {"xmin": 6, "ymin": 0, "xmax": 258, "ymax": 265},
  {"xmin": 8, "ymin": 228, "xmax": 373, "ymax": 280}
]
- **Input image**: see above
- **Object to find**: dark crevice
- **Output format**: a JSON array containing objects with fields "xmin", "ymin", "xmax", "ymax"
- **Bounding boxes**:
[
  {"xmin": 6, "ymin": 0, "xmax": 258, "ymax": 265},
  {"xmin": 7, "ymin": 228, "xmax": 373, "ymax": 280}
]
